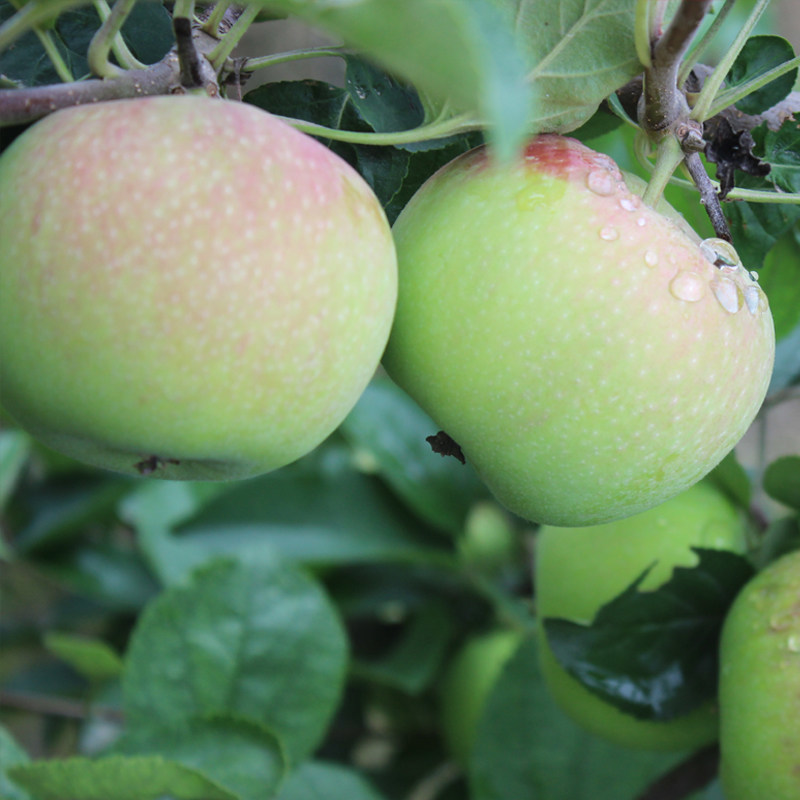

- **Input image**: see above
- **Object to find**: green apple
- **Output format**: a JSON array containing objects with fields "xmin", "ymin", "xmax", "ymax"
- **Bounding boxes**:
[
  {"xmin": 382, "ymin": 135, "xmax": 774, "ymax": 526},
  {"xmin": 535, "ymin": 480, "xmax": 748, "ymax": 750},
  {"xmin": 719, "ymin": 549, "xmax": 800, "ymax": 799},
  {"xmin": 0, "ymin": 96, "xmax": 397, "ymax": 480},
  {"xmin": 438, "ymin": 629, "xmax": 522, "ymax": 765}
]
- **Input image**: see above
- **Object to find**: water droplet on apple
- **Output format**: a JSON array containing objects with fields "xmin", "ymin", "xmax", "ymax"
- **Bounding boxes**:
[
  {"xmin": 788, "ymin": 635, "xmax": 800, "ymax": 653},
  {"xmin": 644, "ymin": 250, "xmax": 658, "ymax": 268},
  {"xmin": 743, "ymin": 285, "xmax": 760, "ymax": 315},
  {"xmin": 669, "ymin": 271, "xmax": 705, "ymax": 302},
  {"xmin": 586, "ymin": 170, "xmax": 617, "ymax": 196},
  {"xmin": 619, "ymin": 195, "xmax": 639, "ymax": 211},
  {"xmin": 700, "ymin": 238, "xmax": 741, "ymax": 268},
  {"xmin": 636, "ymin": 216, "xmax": 647, "ymax": 227},
  {"xmin": 711, "ymin": 277, "xmax": 743, "ymax": 314},
  {"xmin": 599, "ymin": 226, "xmax": 619, "ymax": 241}
]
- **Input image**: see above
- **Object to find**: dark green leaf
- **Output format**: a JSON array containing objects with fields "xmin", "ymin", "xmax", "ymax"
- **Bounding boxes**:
[
  {"xmin": 8, "ymin": 755, "xmax": 236, "ymax": 800},
  {"xmin": 763, "ymin": 455, "xmax": 800, "ymax": 510},
  {"xmin": 340, "ymin": 377, "xmax": 489, "ymax": 534},
  {"xmin": 119, "ymin": 716, "xmax": 285, "ymax": 800},
  {"xmin": 756, "ymin": 115, "xmax": 800, "ymax": 194},
  {"xmin": 245, "ymin": 79, "xmax": 351, "ymax": 132},
  {"xmin": 119, "ymin": 0, "xmax": 173, "ymax": 66},
  {"xmin": 123, "ymin": 557, "xmax": 348, "ymax": 764},
  {"xmin": 352, "ymin": 600, "xmax": 454, "ymax": 693},
  {"xmin": 726, "ymin": 35, "xmax": 798, "ymax": 115},
  {"xmin": 469, "ymin": 637, "xmax": 681, "ymax": 800},
  {"xmin": 755, "ymin": 516, "xmax": 800, "ymax": 569},
  {"xmin": 275, "ymin": 761, "xmax": 388, "ymax": 800},
  {"xmin": 161, "ymin": 448, "xmax": 448, "ymax": 574},
  {"xmin": 0, "ymin": 725, "xmax": 32, "ymax": 800},
  {"xmin": 10, "ymin": 473, "xmax": 133, "ymax": 555},
  {"xmin": 706, "ymin": 450, "xmax": 752, "ymax": 510},
  {"xmin": 543, "ymin": 549, "xmax": 755, "ymax": 721},
  {"xmin": 757, "ymin": 225, "xmax": 800, "ymax": 341},
  {"xmin": 344, "ymin": 55, "xmax": 424, "ymax": 134}
]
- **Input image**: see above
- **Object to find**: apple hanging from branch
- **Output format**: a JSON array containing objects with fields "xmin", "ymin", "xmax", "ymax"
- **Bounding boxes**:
[
  {"xmin": 0, "ymin": 95, "xmax": 397, "ymax": 480},
  {"xmin": 383, "ymin": 135, "xmax": 775, "ymax": 526}
]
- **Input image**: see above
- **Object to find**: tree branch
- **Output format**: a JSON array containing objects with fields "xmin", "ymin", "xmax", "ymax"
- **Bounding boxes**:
[{"xmin": 635, "ymin": 744, "xmax": 719, "ymax": 800}]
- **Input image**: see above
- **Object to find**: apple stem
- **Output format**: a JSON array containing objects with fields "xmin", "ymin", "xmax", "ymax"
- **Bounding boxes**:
[
  {"xmin": 682, "ymin": 151, "xmax": 731, "ymax": 241},
  {"xmin": 86, "ymin": 0, "xmax": 138, "ymax": 78},
  {"xmin": 92, "ymin": 0, "xmax": 148, "ymax": 72}
]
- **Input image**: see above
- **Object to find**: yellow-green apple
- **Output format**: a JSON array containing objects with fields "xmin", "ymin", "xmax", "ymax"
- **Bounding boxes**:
[
  {"xmin": 0, "ymin": 96, "xmax": 397, "ymax": 480},
  {"xmin": 382, "ymin": 135, "xmax": 774, "ymax": 526},
  {"xmin": 719, "ymin": 549, "xmax": 800, "ymax": 799},
  {"xmin": 535, "ymin": 480, "xmax": 747, "ymax": 750},
  {"xmin": 438, "ymin": 629, "xmax": 522, "ymax": 764}
]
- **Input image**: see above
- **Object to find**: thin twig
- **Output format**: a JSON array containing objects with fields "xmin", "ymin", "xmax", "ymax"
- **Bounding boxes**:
[
  {"xmin": 635, "ymin": 744, "xmax": 720, "ymax": 800},
  {"xmin": 683, "ymin": 151, "xmax": 732, "ymax": 241},
  {"xmin": 0, "ymin": 690, "xmax": 124, "ymax": 722}
]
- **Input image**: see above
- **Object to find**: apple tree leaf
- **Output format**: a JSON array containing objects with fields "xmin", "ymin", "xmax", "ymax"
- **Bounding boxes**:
[
  {"xmin": 0, "ymin": 724, "xmax": 32, "ymax": 800},
  {"xmin": 763, "ymin": 455, "xmax": 800, "ymax": 511},
  {"xmin": 726, "ymin": 35, "xmax": 798, "ymax": 116},
  {"xmin": 542, "ymin": 548, "xmax": 755, "ymax": 721},
  {"xmin": 7, "ymin": 755, "xmax": 236, "ymax": 800},
  {"xmin": 769, "ymin": 318, "xmax": 800, "ymax": 393},
  {"xmin": 469, "ymin": 636, "xmax": 681, "ymax": 800},
  {"xmin": 0, "ymin": 428, "xmax": 29, "ymax": 513},
  {"xmin": 511, "ymin": 0, "xmax": 641, "ymax": 132},
  {"xmin": 340, "ymin": 377, "xmax": 490, "ymax": 535},
  {"xmin": 755, "ymin": 516, "xmax": 800, "ymax": 569},
  {"xmin": 118, "ymin": 716, "xmax": 285, "ymax": 800},
  {"xmin": 257, "ymin": 0, "xmax": 532, "ymax": 157},
  {"xmin": 123, "ymin": 556, "xmax": 348, "ymax": 765},
  {"xmin": 756, "ymin": 226, "xmax": 800, "ymax": 341},
  {"xmin": 274, "ymin": 760, "xmax": 388, "ymax": 800},
  {"xmin": 756, "ymin": 115, "xmax": 800, "ymax": 195},
  {"xmin": 43, "ymin": 632, "xmax": 123, "ymax": 682}
]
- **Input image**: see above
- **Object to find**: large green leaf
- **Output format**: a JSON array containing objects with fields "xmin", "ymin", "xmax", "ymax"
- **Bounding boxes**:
[
  {"xmin": 8, "ymin": 755, "xmax": 236, "ymax": 800},
  {"xmin": 726, "ymin": 35, "xmax": 798, "ymax": 116},
  {"xmin": 258, "ymin": 0, "xmax": 532, "ymax": 157},
  {"xmin": 0, "ymin": 725, "xmax": 32, "ymax": 800},
  {"xmin": 763, "ymin": 455, "xmax": 800, "ymax": 511},
  {"xmin": 123, "ymin": 557, "xmax": 348, "ymax": 765},
  {"xmin": 469, "ymin": 636, "xmax": 681, "ymax": 800},
  {"xmin": 511, "ymin": 0, "xmax": 641, "ymax": 132}
]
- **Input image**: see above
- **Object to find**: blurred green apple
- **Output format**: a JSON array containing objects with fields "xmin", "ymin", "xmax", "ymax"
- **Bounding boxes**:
[
  {"xmin": 719, "ymin": 549, "xmax": 800, "ymax": 799},
  {"xmin": 383, "ymin": 135, "xmax": 774, "ymax": 526},
  {"xmin": 536, "ymin": 480, "xmax": 747, "ymax": 750},
  {"xmin": 438, "ymin": 629, "xmax": 522, "ymax": 765},
  {"xmin": 0, "ymin": 96, "xmax": 397, "ymax": 480}
]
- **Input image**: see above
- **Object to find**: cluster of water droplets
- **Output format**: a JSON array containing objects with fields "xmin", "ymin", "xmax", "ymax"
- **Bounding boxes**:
[
  {"xmin": 700, "ymin": 238, "xmax": 768, "ymax": 317},
  {"xmin": 583, "ymin": 164, "xmax": 768, "ymax": 318}
]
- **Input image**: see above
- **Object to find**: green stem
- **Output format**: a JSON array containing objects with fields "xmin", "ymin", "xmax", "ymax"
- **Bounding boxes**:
[
  {"xmin": 707, "ymin": 56, "xmax": 800, "ymax": 118},
  {"xmin": 201, "ymin": 0, "xmax": 230, "ymax": 36},
  {"xmin": 677, "ymin": 0, "xmax": 737, "ymax": 88},
  {"xmin": 172, "ymin": 0, "xmax": 195, "ymax": 20},
  {"xmin": 208, "ymin": 3, "xmax": 258, "ymax": 70},
  {"xmin": 278, "ymin": 112, "xmax": 476, "ymax": 147},
  {"xmin": 634, "ymin": 0, "xmax": 654, "ymax": 68},
  {"xmin": 642, "ymin": 134, "xmax": 684, "ymax": 206},
  {"xmin": 243, "ymin": 45, "xmax": 347, "ymax": 72},
  {"xmin": 690, "ymin": 0, "xmax": 770, "ymax": 122},
  {"xmin": 93, "ymin": 0, "xmax": 148, "ymax": 71},
  {"xmin": 36, "ymin": 27, "xmax": 74, "ymax": 82},
  {"xmin": 88, "ymin": 0, "xmax": 144, "ymax": 77}
]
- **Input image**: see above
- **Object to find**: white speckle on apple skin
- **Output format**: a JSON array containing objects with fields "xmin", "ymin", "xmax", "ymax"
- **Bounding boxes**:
[
  {"xmin": 0, "ymin": 96, "xmax": 397, "ymax": 479},
  {"xmin": 383, "ymin": 135, "xmax": 774, "ymax": 526}
]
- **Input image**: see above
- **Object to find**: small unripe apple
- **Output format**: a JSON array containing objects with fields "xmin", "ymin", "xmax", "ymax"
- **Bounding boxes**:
[
  {"xmin": 382, "ymin": 135, "xmax": 774, "ymax": 526},
  {"xmin": 535, "ymin": 480, "xmax": 748, "ymax": 750},
  {"xmin": 0, "ymin": 96, "xmax": 397, "ymax": 480},
  {"xmin": 719, "ymin": 549, "xmax": 800, "ymax": 799},
  {"xmin": 438, "ymin": 629, "xmax": 522, "ymax": 764}
]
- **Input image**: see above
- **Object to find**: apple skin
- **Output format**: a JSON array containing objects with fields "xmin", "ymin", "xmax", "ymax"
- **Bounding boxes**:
[
  {"xmin": 0, "ymin": 96, "xmax": 397, "ymax": 480},
  {"xmin": 438, "ymin": 629, "xmax": 522, "ymax": 765},
  {"xmin": 535, "ymin": 480, "xmax": 747, "ymax": 751},
  {"xmin": 719, "ymin": 549, "xmax": 800, "ymax": 799},
  {"xmin": 382, "ymin": 135, "xmax": 774, "ymax": 526}
]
